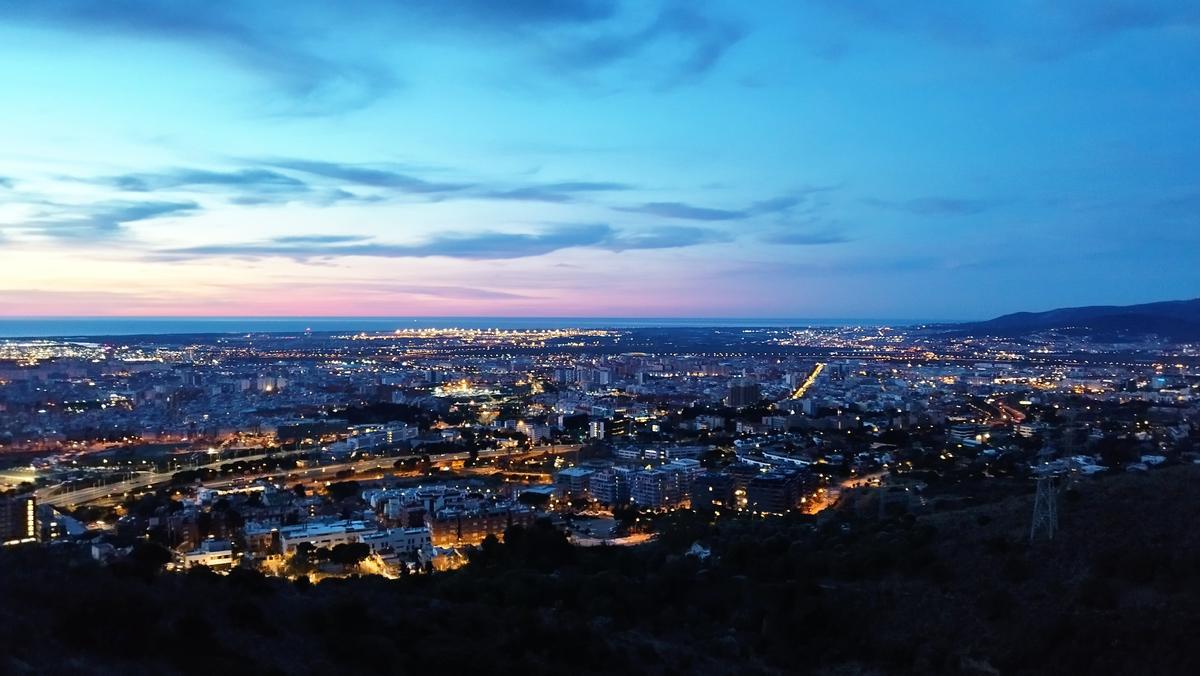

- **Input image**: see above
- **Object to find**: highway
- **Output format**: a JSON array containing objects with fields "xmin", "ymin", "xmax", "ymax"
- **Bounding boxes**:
[
  {"xmin": 36, "ymin": 444, "xmax": 581, "ymax": 507},
  {"xmin": 791, "ymin": 362, "xmax": 826, "ymax": 399}
]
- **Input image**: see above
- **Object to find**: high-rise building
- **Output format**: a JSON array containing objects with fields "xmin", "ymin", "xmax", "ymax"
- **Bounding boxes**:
[
  {"xmin": 630, "ymin": 461, "xmax": 697, "ymax": 510},
  {"xmin": 746, "ymin": 473, "xmax": 798, "ymax": 514},
  {"xmin": 590, "ymin": 467, "xmax": 633, "ymax": 504},
  {"xmin": 726, "ymin": 381, "xmax": 762, "ymax": 408},
  {"xmin": 631, "ymin": 470, "xmax": 673, "ymax": 509},
  {"xmin": 556, "ymin": 467, "xmax": 595, "ymax": 497},
  {"xmin": 0, "ymin": 495, "xmax": 37, "ymax": 545},
  {"xmin": 692, "ymin": 473, "xmax": 735, "ymax": 510}
]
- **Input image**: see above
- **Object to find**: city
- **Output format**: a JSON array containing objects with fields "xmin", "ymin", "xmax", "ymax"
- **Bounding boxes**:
[
  {"xmin": 2, "ymin": 321, "xmax": 1196, "ymax": 575},
  {"xmin": 1, "ymin": 315, "xmax": 1198, "ymax": 671},
  {"xmin": 3, "ymin": 0, "xmax": 1200, "ymax": 673}
]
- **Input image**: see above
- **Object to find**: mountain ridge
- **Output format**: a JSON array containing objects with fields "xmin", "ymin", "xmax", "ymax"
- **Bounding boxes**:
[{"xmin": 950, "ymin": 298, "xmax": 1200, "ymax": 340}]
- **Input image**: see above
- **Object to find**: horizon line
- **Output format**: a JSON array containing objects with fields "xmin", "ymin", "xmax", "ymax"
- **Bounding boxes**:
[{"xmin": 0, "ymin": 314, "xmax": 965, "ymax": 321}]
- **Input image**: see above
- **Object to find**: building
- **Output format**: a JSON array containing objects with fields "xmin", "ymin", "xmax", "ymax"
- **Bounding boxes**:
[
  {"xmin": 726, "ymin": 382, "xmax": 762, "ymax": 408},
  {"xmin": 0, "ymin": 495, "xmax": 36, "ymax": 545},
  {"xmin": 556, "ymin": 467, "xmax": 595, "ymax": 497},
  {"xmin": 630, "ymin": 465, "xmax": 693, "ymax": 510},
  {"xmin": 272, "ymin": 520, "xmax": 377, "ymax": 554},
  {"xmin": 662, "ymin": 458, "xmax": 702, "ymax": 497},
  {"xmin": 589, "ymin": 467, "xmax": 633, "ymax": 505},
  {"xmin": 427, "ymin": 506, "xmax": 536, "ymax": 547},
  {"xmin": 181, "ymin": 539, "xmax": 235, "ymax": 569},
  {"xmin": 948, "ymin": 423, "xmax": 982, "ymax": 442},
  {"xmin": 691, "ymin": 473, "xmax": 735, "ymax": 510},
  {"xmin": 588, "ymin": 420, "xmax": 606, "ymax": 440},
  {"xmin": 746, "ymin": 473, "xmax": 798, "ymax": 514},
  {"xmin": 361, "ymin": 527, "xmax": 432, "ymax": 556}
]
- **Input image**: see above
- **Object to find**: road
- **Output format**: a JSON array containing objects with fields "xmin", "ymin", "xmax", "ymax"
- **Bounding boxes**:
[
  {"xmin": 803, "ymin": 469, "xmax": 889, "ymax": 514},
  {"xmin": 791, "ymin": 362, "xmax": 826, "ymax": 399},
  {"xmin": 34, "ymin": 449, "xmax": 301, "ymax": 505},
  {"xmin": 36, "ymin": 444, "xmax": 581, "ymax": 507}
]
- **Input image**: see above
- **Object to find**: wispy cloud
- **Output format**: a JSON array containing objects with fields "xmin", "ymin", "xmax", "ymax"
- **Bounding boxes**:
[
  {"xmin": 761, "ymin": 226, "xmax": 850, "ymax": 245},
  {"xmin": 0, "ymin": 1, "xmax": 746, "ymax": 118},
  {"xmin": 0, "ymin": 1, "xmax": 397, "ymax": 115},
  {"xmin": 616, "ymin": 192, "xmax": 812, "ymax": 221},
  {"xmin": 481, "ymin": 181, "xmax": 634, "ymax": 203},
  {"xmin": 262, "ymin": 159, "xmax": 475, "ymax": 194},
  {"xmin": 619, "ymin": 201, "xmax": 743, "ymax": 221},
  {"xmin": 20, "ymin": 201, "xmax": 200, "ymax": 239},
  {"xmin": 86, "ymin": 161, "xmax": 636, "ymax": 207},
  {"xmin": 400, "ymin": 1, "xmax": 742, "ymax": 88},
  {"xmin": 0, "ymin": 288, "xmax": 184, "ymax": 314},
  {"xmin": 811, "ymin": 1, "xmax": 1200, "ymax": 59},
  {"xmin": 92, "ymin": 166, "xmax": 401, "ymax": 207},
  {"xmin": 606, "ymin": 225, "xmax": 731, "ymax": 250},
  {"xmin": 352, "ymin": 283, "xmax": 539, "ymax": 301},
  {"xmin": 863, "ymin": 196, "xmax": 991, "ymax": 216},
  {"xmin": 555, "ymin": 4, "xmax": 745, "ymax": 87},
  {"xmin": 407, "ymin": 0, "xmax": 620, "ymax": 27},
  {"xmin": 103, "ymin": 168, "xmax": 307, "ymax": 193},
  {"xmin": 158, "ymin": 222, "xmax": 726, "ymax": 261}
]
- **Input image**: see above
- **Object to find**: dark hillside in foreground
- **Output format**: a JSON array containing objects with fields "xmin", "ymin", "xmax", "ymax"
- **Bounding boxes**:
[
  {"xmin": 950, "ymin": 298, "xmax": 1200, "ymax": 340},
  {"xmin": 4, "ymin": 467, "xmax": 1200, "ymax": 674}
]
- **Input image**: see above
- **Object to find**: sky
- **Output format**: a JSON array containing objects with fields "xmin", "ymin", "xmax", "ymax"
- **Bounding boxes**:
[{"xmin": 0, "ymin": 0, "xmax": 1198, "ymax": 320}]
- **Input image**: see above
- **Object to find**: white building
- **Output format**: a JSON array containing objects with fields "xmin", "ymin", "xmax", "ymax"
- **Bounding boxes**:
[
  {"xmin": 361, "ymin": 527, "xmax": 432, "ymax": 555},
  {"xmin": 181, "ymin": 539, "xmax": 235, "ymax": 569},
  {"xmin": 275, "ymin": 520, "xmax": 376, "ymax": 553}
]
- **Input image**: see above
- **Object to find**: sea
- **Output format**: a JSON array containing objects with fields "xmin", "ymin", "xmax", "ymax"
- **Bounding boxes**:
[{"xmin": 0, "ymin": 317, "xmax": 944, "ymax": 339}]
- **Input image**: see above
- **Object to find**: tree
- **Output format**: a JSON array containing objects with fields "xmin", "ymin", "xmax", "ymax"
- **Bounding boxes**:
[
  {"xmin": 326, "ymin": 480, "xmax": 361, "ymax": 502},
  {"xmin": 330, "ymin": 542, "xmax": 371, "ymax": 567},
  {"xmin": 1095, "ymin": 436, "xmax": 1136, "ymax": 467},
  {"xmin": 128, "ymin": 541, "xmax": 172, "ymax": 570},
  {"xmin": 517, "ymin": 491, "xmax": 551, "ymax": 508}
]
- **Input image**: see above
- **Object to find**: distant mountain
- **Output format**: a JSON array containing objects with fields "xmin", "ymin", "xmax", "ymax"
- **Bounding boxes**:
[{"xmin": 952, "ymin": 298, "xmax": 1200, "ymax": 340}]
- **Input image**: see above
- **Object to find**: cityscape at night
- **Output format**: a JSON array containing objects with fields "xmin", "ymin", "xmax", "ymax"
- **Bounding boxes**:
[{"xmin": 2, "ymin": 1, "xmax": 1200, "ymax": 674}]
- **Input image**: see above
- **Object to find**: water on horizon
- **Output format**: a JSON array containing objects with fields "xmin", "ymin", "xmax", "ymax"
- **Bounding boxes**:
[{"xmin": 0, "ymin": 316, "xmax": 947, "ymax": 339}]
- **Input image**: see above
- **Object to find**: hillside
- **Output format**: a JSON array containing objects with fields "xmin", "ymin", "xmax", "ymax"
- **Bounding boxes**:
[
  {"xmin": 3, "ymin": 467, "xmax": 1200, "ymax": 674},
  {"xmin": 952, "ymin": 298, "xmax": 1200, "ymax": 340}
]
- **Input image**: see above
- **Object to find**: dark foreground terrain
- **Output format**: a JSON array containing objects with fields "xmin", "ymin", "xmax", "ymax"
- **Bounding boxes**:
[{"xmin": 4, "ymin": 467, "xmax": 1199, "ymax": 675}]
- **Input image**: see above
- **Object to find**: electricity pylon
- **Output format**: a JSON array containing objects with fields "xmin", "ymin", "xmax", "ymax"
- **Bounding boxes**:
[{"xmin": 1030, "ymin": 474, "xmax": 1058, "ymax": 542}]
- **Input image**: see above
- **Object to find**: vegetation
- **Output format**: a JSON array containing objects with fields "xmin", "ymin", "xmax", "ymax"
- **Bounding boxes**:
[{"xmin": 4, "ymin": 467, "xmax": 1200, "ymax": 673}]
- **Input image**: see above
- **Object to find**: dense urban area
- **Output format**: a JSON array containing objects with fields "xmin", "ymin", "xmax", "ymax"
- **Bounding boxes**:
[{"xmin": 1, "ymin": 322, "xmax": 1199, "ymax": 673}]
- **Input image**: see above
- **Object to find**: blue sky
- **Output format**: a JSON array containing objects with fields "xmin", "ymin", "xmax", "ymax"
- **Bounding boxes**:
[{"xmin": 0, "ymin": 0, "xmax": 1197, "ymax": 319}]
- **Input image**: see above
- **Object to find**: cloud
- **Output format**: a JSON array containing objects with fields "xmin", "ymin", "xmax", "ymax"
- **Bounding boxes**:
[
  {"xmin": 91, "ymin": 160, "xmax": 637, "ymax": 206},
  {"xmin": 762, "ymin": 227, "xmax": 850, "ymax": 245},
  {"xmin": 556, "ymin": 4, "xmax": 745, "ymax": 87},
  {"xmin": 399, "ymin": 0, "xmax": 742, "ymax": 88},
  {"xmin": 262, "ymin": 159, "xmax": 475, "ymax": 194},
  {"xmin": 481, "ymin": 181, "xmax": 634, "ymax": 203},
  {"xmin": 104, "ymin": 168, "xmax": 308, "ymax": 193},
  {"xmin": 0, "ymin": 288, "xmax": 182, "ymax": 313},
  {"xmin": 618, "ymin": 201, "xmax": 741, "ymax": 221},
  {"xmin": 20, "ymin": 200, "xmax": 199, "ymax": 239},
  {"xmin": 270, "ymin": 234, "xmax": 370, "ymax": 245},
  {"xmin": 0, "ymin": 1, "xmax": 397, "ymax": 115},
  {"xmin": 94, "ymin": 166, "xmax": 397, "ymax": 206},
  {"xmin": 863, "ymin": 196, "xmax": 990, "ymax": 216},
  {"xmin": 0, "ymin": 177, "xmax": 13, "ymax": 189},
  {"xmin": 0, "ymin": 1, "xmax": 744, "ymax": 117},
  {"xmin": 354, "ymin": 283, "xmax": 538, "ymax": 301},
  {"xmin": 158, "ymin": 223, "xmax": 726, "ymax": 261},
  {"xmin": 617, "ymin": 192, "xmax": 809, "ymax": 221},
  {"xmin": 812, "ymin": 1, "xmax": 1200, "ymax": 59},
  {"xmin": 410, "ymin": 0, "xmax": 620, "ymax": 26},
  {"xmin": 604, "ymin": 225, "xmax": 731, "ymax": 250}
]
